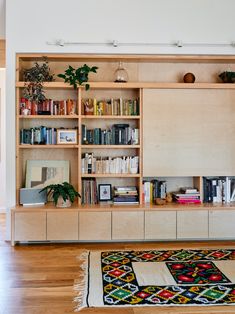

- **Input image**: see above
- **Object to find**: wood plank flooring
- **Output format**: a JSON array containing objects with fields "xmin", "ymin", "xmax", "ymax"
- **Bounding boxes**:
[{"xmin": 1, "ymin": 213, "xmax": 235, "ymax": 313}]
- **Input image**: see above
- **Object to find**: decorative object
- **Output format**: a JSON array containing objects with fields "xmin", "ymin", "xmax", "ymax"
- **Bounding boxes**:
[
  {"xmin": 74, "ymin": 248, "xmax": 235, "ymax": 311},
  {"xmin": 58, "ymin": 64, "xmax": 98, "ymax": 90},
  {"xmin": 114, "ymin": 62, "xmax": 129, "ymax": 82},
  {"xmin": 183, "ymin": 72, "xmax": 195, "ymax": 83},
  {"xmin": 166, "ymin": 192, "xmax": 173, "ymax": 203},
  {"xmin": 98, "ymin": 184, "xmax": 112, "ymax": 201},
  {"xmin": 22, "ymin": 58, "xmax": 54, "ymax": 103},
  {"xmin": 219, "ymin": 71, "xmax": 235, "ymax": 83},
  {"xmin": 25, "ymin": 160, "xmax": 69, "ymax": 189},
  {"xmin": 40, "ymin": 182, "xmax": 80, "ymax": 207},
  {"xmin": 57, "ymin": 129, "xmax": 77, "ymax": 144},
  {"xmin": 155, "ymin": 197, "xmax": 166, "ymax": 205}
]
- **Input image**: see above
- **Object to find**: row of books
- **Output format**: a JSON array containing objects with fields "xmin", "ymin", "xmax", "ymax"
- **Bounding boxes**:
[
  {"xmin": 20, "ymin": 98, "xmax": 77, "ymax": 115},
  {"xmin": 20, "ymin": 126, "xmax": 57, "ymax": 145},
  {"xmin": 203, "ymin": 177, "xmax": 235, "ymax": 203},
  {"xmin": 81, "ymin": 153, "xmax": 139, "ymax": 174},
  {"xmin": 113, "ymin": 186, "xmax": 139, "ymax": 204},
  {"xmin": 143, "ymin": 180, "xmax": 167, "ymax": 204},
  {"xmin": 82, "ymin": 98, "xmax": 139, "ymax": 116},
  {"xmin": 82, "ymin": 124, "xmax": 139, "ymax": 145},
  {"xmin": 82, "ymin": 179, "xmax": 98, "ymax": 205}
]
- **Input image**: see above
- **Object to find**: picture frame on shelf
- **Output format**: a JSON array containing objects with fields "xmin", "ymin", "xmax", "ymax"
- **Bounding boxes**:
[
  {"xmin": 57, "ymin": 129, "xmax": 77, "ymax": 144},
  {"xmin": 98, "ymin": 184, "xmax": 112, "ymax": 202},
  {"xmin": 25, "ymin": 160, "xmax": 70, "ymax": 189}
]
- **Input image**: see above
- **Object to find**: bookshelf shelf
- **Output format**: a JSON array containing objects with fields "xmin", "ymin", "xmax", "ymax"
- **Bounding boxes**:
[{"xmin": 12, "ymin": 53, "xmax": 235, "ymax": 245}]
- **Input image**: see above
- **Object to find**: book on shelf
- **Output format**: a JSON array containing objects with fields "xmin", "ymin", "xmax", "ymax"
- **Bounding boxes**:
[
  {"xmin": 143, "ymin": 179, "xmax": 167, "ymax": 204},
  {"xmin": 113, "ymin": 186, "xmax": 139, "ymax": 204},
  {"xmin": 82, "ymin": 178, "xmax": 98, "ymax": 205},
  {"xmin": 82, "ymin": 97, "xmax": 139, "ymax": 116},
  {"xmin": 20, "ymin": 98, "xmax": 77, "ymax": 116},
  {"xmin": 203, "ymin": 176, "xmax": 235, "ymax": 203}
]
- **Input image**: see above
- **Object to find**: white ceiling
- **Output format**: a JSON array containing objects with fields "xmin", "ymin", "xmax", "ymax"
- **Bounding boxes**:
[{"xmin": 0, "ymin": 0, "xmax": 5, "ymax": 39}]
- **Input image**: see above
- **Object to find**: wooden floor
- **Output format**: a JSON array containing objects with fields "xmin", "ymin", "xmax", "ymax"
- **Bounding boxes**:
[{"xmin": 1, "ymin": 214, "xmax": 235, "ymax": 313}]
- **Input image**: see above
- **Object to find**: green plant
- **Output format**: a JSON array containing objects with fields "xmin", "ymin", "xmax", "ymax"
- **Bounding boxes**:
[
  {"xmin": 40, "ymin": 182, "xmax": 81, "ymax": 205},
  {"xmin": 58, "ymin": 64, "xmax": 98, "ymax": 90},
  {"xmin": 23, "ymin": 58, "xmax": 54, "ymax": 103}
]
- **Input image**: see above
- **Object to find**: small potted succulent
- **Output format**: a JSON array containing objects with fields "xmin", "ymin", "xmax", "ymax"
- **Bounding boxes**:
[
  {"xmin": 58, "ymin": 64, "xmax": 98, "ymax": 90},
  {"xmin": 40, "ymin": 182, "xmax": 81, "ymax": 207}
]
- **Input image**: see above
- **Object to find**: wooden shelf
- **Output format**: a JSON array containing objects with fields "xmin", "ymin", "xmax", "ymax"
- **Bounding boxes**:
[
  {"xmin": 81, "ymin": 173, "xmax": 140, "ymax": 178},
  {"xmin": 19, "ymin": 144, "xmax": 79, "ymax": 149},
  {"xmin": 18, "ymin": 115, "xmax": 79, "ymax": 119},
  {"xmin": 16, "ymin": 81, "xmax": 235, "ymax": 89},
  {"xmin": 81, "ymin": 145, "xmax": 140, "ymax": 149},
  {"xmin": 81, "ymin": 115, "xmax": 140, "ymax": 119}
]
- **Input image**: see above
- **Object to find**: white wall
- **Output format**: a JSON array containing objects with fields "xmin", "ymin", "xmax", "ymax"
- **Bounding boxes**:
[
  {"xmin": 5, "ymin": 0, "xmax": 235, "ymax": 239},
  {"xmin": 0, "ymin": 0, "xmax": 5, "ymax": 38},
  {"xmin": 0, "ymin": 69, "xmax": 5, "ymax": 212}
]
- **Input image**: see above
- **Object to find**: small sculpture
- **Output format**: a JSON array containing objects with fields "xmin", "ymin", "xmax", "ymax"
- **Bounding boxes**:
[
  {"xmin": 219, "ymin": 71, "xmax": 235, "ymax": 83},
  {"xmin": 183, "ymin": 72, "xmax": 195, "ymax": 83}
]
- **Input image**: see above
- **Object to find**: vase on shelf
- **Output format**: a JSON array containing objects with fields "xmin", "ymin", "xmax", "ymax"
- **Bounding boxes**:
[
  {"xmin": 114, "ymin": 62, "xmax": 129, "ymax": 83},
  {"xmin": 56, "ymin": 196, "xmax": 72, "ymax": 208}
]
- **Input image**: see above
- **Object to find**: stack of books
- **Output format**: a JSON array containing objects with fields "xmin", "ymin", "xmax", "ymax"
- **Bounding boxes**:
[
  {"xmin": 113, "ymin": 186, "xmax": 139, "ymax": 204},
  {"xmin": 173, "ymin": 187, "xmax": 201, "ymax": 204},
  {"xmin": 143, "ymin": 179, "xmax": 167, "ymax": 204}
]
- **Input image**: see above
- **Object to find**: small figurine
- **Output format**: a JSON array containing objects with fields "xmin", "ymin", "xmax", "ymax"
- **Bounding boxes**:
[
  {"xmin": 183, "ymin": 72, "xmax": 195, "ymax": 83},
  {"xmin": 219, "ymin": 71, "xmax": 235, "ymax": 83}
]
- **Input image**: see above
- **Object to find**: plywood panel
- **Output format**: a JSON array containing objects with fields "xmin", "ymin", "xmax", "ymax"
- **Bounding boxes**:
[
  {"xmin": 143, "ymin": 89, "xmax": 235, "ymax": 176},
  {"xmin": 209, "ymin": 210, "xmax": 235, "ymax": 239},
  {"xmin": 0, "ymin": 40, "xmax": 5, "ymax": 68},
  {"xmin": 79, "ymin": 212, "xmax": 111, "ymax": 240},
  {"xmin": 145, "ymin": 211, "xmax": 176, "ymax": 240},
  {"xmin": 47, "ymin": 212, "xmax": 78, "ymax": 240},
  {"xmin": 112, "ymin": 211, "xmax": 144, "ymax": 240},
  {"xmin": 177, "ymin": 210, "xmax": 208, "ymax": 239},
  {"xmin": 14, "ymin": 212, "xmax": 46, "ymax": 241}
]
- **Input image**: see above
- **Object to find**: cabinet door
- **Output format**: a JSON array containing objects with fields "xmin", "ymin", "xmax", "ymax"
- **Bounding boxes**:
[
  {"xmin": 177, "ymin": 210, "xmax": 208, "ymax": 239},
  {"xmin": 145, "ymin": 211, "xmax": 176, "ymax": 240},
  {"xmin": 15, "ymin": 212, "xmax": 46, "ymax": 241},
  {"xmin": 79, "ymin": 212, "xmax": 111, "ymax": 240},
  {"xmin": 112, "ymin": 211, "xmax": 144, "ymax": 240},
  {"xmin": 47, "ymin": 212, "xmax": 78, "ymax": 240},
  {"xmin": 209, "ymin": 210, "xmax": 235, "ymax": 239}
]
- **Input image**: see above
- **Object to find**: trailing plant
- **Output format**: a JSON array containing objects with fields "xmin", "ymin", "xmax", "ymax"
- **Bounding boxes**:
[
  {"xmin": 58, "ymin": 64, "xmax": 98, "ymax": 90},
  {"xmin": 40, "ymin": 182, "xmax": 81, "ymax": 206},
  {"xmin": 23, "ymin": 58, "xmax": 54, "ymax": 103}
]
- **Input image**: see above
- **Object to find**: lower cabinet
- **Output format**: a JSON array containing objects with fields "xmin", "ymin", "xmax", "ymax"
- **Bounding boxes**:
[
  {"xmin": 112, "ymin": 211, "xmax": 144, "ymax": 240},
  {"xmin": 145, "ymin": 211, "xmax": 176, "ymax": 240},
  {"xmin": 209, "ymin": 210, "xmax": 235, "ymax": 239},
  {"xmin": 79, "ymin": 212, "xmax": 111, "ymax": 240},
  {"xmin": 47, "ymin": 212, "xmax": 79, "ymax": 240},
  {"xmin": 177, "ymin": 210, "xmax": 208, "ymax": 239},
  {"xmin": 14, "ymin": 212, "xmax": 46, "ymax": 241}
]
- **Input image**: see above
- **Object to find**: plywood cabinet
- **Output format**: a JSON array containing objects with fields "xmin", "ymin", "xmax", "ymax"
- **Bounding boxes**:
[
  {"xmin": 177, "ymin": 210, "xmax": 208, "ymax": 239},
  {"xmin": 145, "ymin": 211, "xmax": 176, "ymax": 240},
  {"xmin": 47, "ymin": 212, "xmax": 78, "ymax": 240},
  {"xmin": 79, "ymin": 212, "xmax": 111, "ymax": 240},
  {"xmin": 209, "ymin": 210, "xmax": 235, "ymax": 239},
  {"xmin": 112, "ymin": 211, "xmax": 144, "ymax": 240},
  {"xmin": 14, "ymin": 212, "xmax": 46, "ymax": 241}
]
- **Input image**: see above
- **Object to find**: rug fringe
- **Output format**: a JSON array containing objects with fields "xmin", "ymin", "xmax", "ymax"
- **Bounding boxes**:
[{"xmin": 74, "ymin": 250, "xmax": 89, "ymax": 312}]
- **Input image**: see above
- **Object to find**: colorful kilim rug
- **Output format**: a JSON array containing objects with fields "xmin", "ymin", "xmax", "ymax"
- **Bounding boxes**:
[{"xmin": 74, "ymin": 249, "xmax": 235, "ymax": 311}]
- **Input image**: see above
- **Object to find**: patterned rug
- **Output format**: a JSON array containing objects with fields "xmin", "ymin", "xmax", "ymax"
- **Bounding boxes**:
[{"xmin": 74, "ymin": 249, "xmax": 235, "ymax": 311}]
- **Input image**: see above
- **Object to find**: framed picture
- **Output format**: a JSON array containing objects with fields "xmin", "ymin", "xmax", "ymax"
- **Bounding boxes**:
[
  {"xmin": 98, "ymin": 184, "xmax": 112, "ymax": 201},
  {"xmin": 57, "ymin": 129, "xmax": 77, "ymax": 144},
  {"xmin": 25, "ymin": 160, "xmax": 70, "ymax": 189}
]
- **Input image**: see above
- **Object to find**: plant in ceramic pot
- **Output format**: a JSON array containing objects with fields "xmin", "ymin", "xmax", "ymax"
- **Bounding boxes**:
[
  {"xmin": 22, "ymin": 58, "xmax": 54, "ymax": 104},
  {"xmin": 40, "ymin": 182, "xmax": 81, "ymax": 208},
  {"xmin": 58, "ymin": 64, "xmax": 98, "ymax": 90}
]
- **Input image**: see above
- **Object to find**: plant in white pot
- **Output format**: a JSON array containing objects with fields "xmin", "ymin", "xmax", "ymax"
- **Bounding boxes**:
[{"xmin": 40, "ymin": 182, "xmax": 80, "ymax": 207}]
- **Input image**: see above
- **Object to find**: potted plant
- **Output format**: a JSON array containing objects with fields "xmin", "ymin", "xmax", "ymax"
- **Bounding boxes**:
[
  {"xmin": 40, "ymin": 182, "xmax": 81, "ymax": 208},
  {"xmin": 23, "ymin": 58, "xmax": 54, "ymax": 103},
  {"xmin": 58, "ymin": 64, "xmax": 98, "ymax": 90}
]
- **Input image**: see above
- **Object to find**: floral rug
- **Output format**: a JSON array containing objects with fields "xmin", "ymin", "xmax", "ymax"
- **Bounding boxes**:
[{"xmin": 74, "ymin": 249, "xmax": 235, "ymax": 311}]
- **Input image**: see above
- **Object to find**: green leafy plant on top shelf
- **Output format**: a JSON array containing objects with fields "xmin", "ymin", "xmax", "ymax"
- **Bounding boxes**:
[
  {"xmin": 40, "ymin": 182, "xmax": 81, "ymax": 207},
  {"xmin": 23, "ymin": 58, "xmax": 54, "ymax": 103},
  {"xmin": 58, "ymin": 64, "xmax": 98, "ymax": 90}
]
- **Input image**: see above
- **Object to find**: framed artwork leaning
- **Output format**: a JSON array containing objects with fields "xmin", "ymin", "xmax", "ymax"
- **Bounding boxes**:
[{"xmin": 25, "ymin": 160, "xmax": 70, "ymax": 189}]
